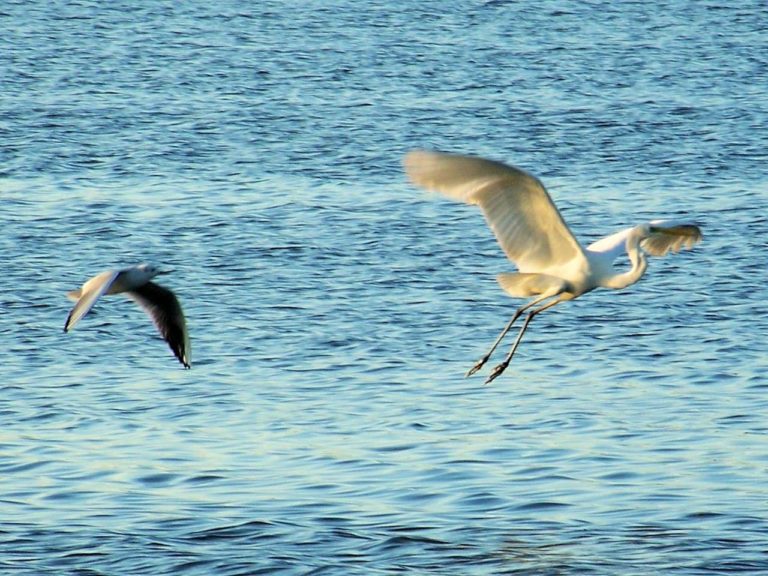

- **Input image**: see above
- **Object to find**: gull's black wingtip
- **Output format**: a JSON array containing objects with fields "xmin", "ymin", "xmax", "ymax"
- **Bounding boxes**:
[{"xmin": 174, "ymin": 350, "xmax": 191, "ymax": 369}]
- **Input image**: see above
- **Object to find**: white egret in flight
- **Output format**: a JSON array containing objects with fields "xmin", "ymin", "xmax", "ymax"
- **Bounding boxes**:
[
  {"xmin": 404, "ymin": 150, "xmax": 702, "ymax": 383},
  {"xmin": 64, "ymin": 263, "xmax": 191, "ymax": 368}
]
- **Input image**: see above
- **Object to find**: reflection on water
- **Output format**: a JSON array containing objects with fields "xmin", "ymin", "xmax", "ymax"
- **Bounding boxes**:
[{"xmin": 2, "ymin": 0, "xmax": 768, "ymax": 573}]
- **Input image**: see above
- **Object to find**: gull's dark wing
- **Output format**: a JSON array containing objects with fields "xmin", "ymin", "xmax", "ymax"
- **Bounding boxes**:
[{"xmin": 127, "ymin": 282, "xmax": 191, "ymax": 368}]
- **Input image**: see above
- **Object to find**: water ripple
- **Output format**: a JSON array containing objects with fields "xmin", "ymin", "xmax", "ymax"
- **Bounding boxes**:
[{"xmin": 2, "ymin": 0, "xmax": 767, "ymax": 574}]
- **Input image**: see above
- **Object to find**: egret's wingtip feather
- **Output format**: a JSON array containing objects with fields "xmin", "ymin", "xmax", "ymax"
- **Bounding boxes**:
[
  {"xmin": 641, "ymin": 222, "xmax": 703, "ymax": 257},
  {"xmin": 403, "ymin": 150, "xmax": 444, "ymax": 191}
]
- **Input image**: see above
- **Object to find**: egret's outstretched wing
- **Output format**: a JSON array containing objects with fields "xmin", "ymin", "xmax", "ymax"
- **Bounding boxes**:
[
  {"xmin": 64, "ymin": 270, "xmax": 120, "ymax": 332},
  {"xmin": 585, "ymin": 226, "xmax": 634, "ymax": 263},
  {"xmin": 404, "ymin": 150, "xmax": 586, "ymax": 273},
  {"xmin": 643, "ymin": 220, "xmax": 703, "ymax": 256},
  {"xmin": 127, "ymin": 282, "xmax": 191, "ymax": 368},
  {"xmin": 587, "ymin": 220, "xmax": 702, "ymax": 263}
]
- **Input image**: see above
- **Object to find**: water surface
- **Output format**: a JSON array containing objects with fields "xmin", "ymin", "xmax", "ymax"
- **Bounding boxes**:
[{"xmin": 2, "ymin": 1, "xmax": 768, "ymax": 574}]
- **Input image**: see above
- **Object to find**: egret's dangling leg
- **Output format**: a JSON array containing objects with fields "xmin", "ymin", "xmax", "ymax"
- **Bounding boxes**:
[
  {"xmin": 484, "ymin": 297, "xmax": 564, "ymax": 384},
  {"xmin": 466, "ymin": 290, "xmax": 562, "ymax": 378},
  {"xmin": 465, "ymin": 308, "xmax": 525, "ymax": 377}
]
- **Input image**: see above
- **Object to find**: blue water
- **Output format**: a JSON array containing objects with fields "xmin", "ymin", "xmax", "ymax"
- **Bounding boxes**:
[{"xmin": 3, "ymin": 0, "xmax": 768, "ymax": 573}]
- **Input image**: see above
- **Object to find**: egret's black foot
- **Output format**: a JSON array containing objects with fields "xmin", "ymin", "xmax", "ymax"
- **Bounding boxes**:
[
  {"xmin": 465, "ymin": 356, "xmax": 489, "ymax": 377},
  {"xmin": 484, "ymin": 361, "xmax": 509, "ymax": 384}
]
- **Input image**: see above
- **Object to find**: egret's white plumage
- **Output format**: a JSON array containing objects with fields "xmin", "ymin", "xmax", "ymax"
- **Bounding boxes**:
[
  {"xmin": 404, "ymin": 150, "xmax": 702, "ymax": 383},
  {"xmin": 64, "ymin": 263, "xmax": 191, "ymax": 368}
]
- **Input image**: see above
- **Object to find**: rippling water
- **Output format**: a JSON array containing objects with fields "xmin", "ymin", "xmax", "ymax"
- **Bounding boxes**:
[{"xmin": 2, "ymin": 1, "xmax": 768, "ymax": 574}]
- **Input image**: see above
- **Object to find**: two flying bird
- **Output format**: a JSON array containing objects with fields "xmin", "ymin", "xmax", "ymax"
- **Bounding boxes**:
[{"xmin": 64, "ymin": 150, "xmax": 701, "ymax": 376}]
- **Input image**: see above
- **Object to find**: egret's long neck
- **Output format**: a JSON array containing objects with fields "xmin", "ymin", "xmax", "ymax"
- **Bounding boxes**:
[{"xmin": 602, "ymin": 230, "xmax": 648, "ymax": 290}]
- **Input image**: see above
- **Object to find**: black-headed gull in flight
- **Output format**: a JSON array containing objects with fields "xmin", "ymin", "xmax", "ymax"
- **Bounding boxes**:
[{"xmin": 64, "ymin": 263, "xmax": 191, "ymax": 368}]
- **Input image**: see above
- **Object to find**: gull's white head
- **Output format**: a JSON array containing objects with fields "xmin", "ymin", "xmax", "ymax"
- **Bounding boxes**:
[{"xmin": 133, "ymin": 263, "xmax": 166, "ymax": 282}]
